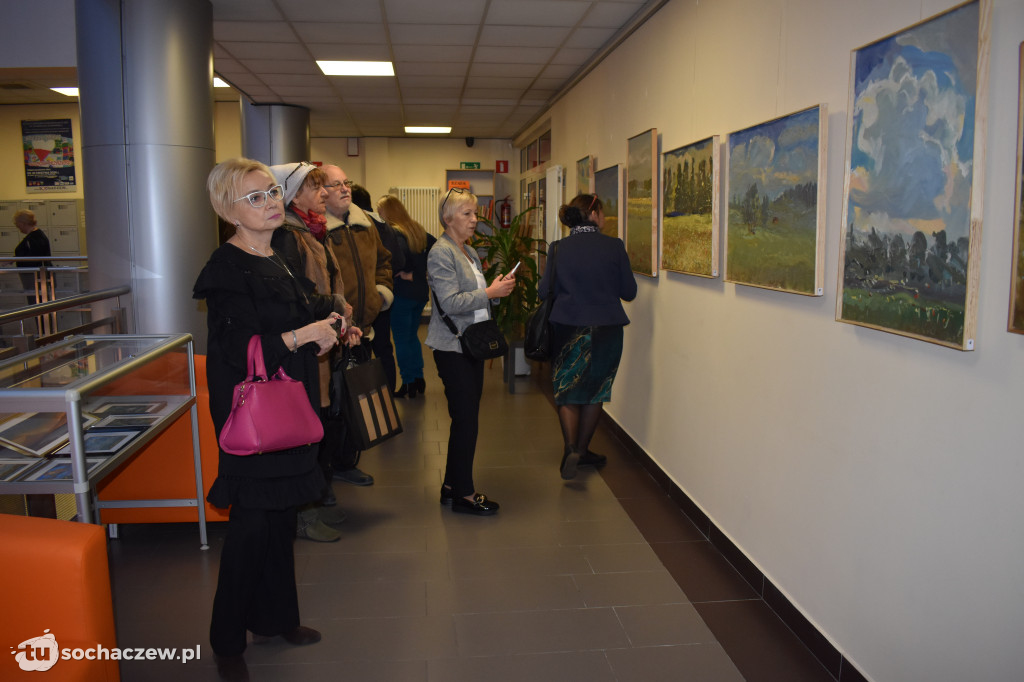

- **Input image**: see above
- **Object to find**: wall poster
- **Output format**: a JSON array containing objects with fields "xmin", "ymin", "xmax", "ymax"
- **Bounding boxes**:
[
  {"xmin": 626, "ymin": 128, "xmax": 658, "ymax": 277},
  {"xmin": 22, "ymin": 119, "xmax": 76, "ymax": 192},
  {"xmin": 836, "ymin": 0, "xmax": 989, "ymax": 350},
  {"xmin": 576, "ymin": 156, "xmax": 595, "ymax": 196}
]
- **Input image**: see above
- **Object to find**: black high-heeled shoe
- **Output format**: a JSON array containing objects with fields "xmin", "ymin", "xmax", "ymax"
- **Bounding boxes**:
[
  {"xmin": 560, "ymin": 446, "xmax": 580, "ymax": 480},
  {"xmin": 440, "ymin": 485, "xmax": 453, "ymax": 504},
  {"xmin": 407, "ymin": 381, "xmax": 419, "ymax": 398},
  {"xmin": 414, "ymin": 377, "xmax": 426, "ymax": 396},
  {"xmin": 394, "ymin": 383, "xmax": 409, "ymax": 398},
  {"xmin": 451, "ymin": 493, "xmax": 500, "ymax": 516}
]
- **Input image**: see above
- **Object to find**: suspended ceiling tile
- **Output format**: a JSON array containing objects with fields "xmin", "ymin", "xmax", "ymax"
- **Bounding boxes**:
[
  {"xmin": 395, "ymin": 62, "xmax": 469, "ymax": 77},
  {"xmin": 474, "ymin": 46, "xmax": 555, "ymax": 64},
  {"xmin": 278, "ymin": 0, "xmax": 382, "ymax": 23},
  {"xmin": 260, "ymin": 73, "xmax": 330, "ymax": 87},
  {"xmin": 583, "ymin": 1, "xmax": 646, "ymax": 27},
  {"xmin": 382, "ymin": 0, "xmax": 487, "ymax": 25},
  {"xmin": 292, "ymin": 22, "xmax": 385, "ymax": 43},
  {"xmin": 461, "ymin": 97, "xmax": 520, "ymax": 106},
  {"xmin": 307, "ymin": 43, "xmax": 392, "ymax": 61},
  {"xmin": 478, "ymin": 25, "xmax": 570, "ymax": 48},
  {"xmin": 271, "ymin": 85, "xmax": 338, "ymax": 97},
  {"xmin": 397, "ymin": 75, "xmax": 465, "ymax": 89},
  {"xmin": 469, "ymin": 62, "xmax": 543, "ymax": 78},
  {"xmin": 551, "ymin": 47, "xmax": 594, "ymax": 65},
  {"xmin": 463, "ymin": 87, "xmax": 526, "ymax": 100},
  {"xmin": 220, "ymin": 42, "xmax": 310, "ymax": 60},
  {"xmin": 565, "ymin": 26, "xmax": 618, "ymax": 49},
  {"xmin": 400, "ymin": 88, "xmax": 463, "ymax": 99},
  {"xmin": 388, "ymin": 24, "xmax": 479, "ymax": 45},
  {"xmin": 539, "ymin": 63, "xmax": 578, "ymax": 79},
  {"xmin": 485, "ymin": 0, "xmax": 590, "ymax": 26},
  {"xmin": 212, "ymin": 0, "xmax": 285, "ymax": 21},
  {"xmin": 465, "ymin": 76, "xmax": 533, "ymax": 90},
  {"xmin": 214, "ymin": 57, "xmax": 243, "ymax": 73},
  {"xmin": 392, "ymin": 44, "xmax": 474, "ymax": 63},
  {"xmin": 237, "ymin": 59, "xmax": 320, "ymax": 75},
  {"xmin": 213, "ymin": 21, "xmax": 294, "ymax": 42}
]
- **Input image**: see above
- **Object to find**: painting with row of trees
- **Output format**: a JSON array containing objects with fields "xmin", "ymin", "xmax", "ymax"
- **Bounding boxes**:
[
  {"xmin": 662, "ymin": 136, "xmax": 720, "ymax": 277},
  {"xmin": 725, "ymin": 105, "xmax": 827, "ymax": 296},
  {"xmin": 837, "ymin": 0, "xmax": 987, "ymax": 350}
]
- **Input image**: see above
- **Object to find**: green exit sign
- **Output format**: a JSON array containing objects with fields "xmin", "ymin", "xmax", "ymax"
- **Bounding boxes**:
[{"xmin": 460, "ymin": 162, "xmax": 481, "ymax": 169}]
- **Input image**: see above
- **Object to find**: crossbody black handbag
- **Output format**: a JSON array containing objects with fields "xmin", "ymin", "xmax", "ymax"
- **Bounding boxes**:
[
  {"xmin": 432, "ymin": 291, "xmax": 508, "ymax": 360},
  {"xmin": 524, "ymin": 241, "xmax": 558, "ymax": 361}
]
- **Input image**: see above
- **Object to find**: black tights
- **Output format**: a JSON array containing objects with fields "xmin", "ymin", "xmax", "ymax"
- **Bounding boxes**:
[{"xmin": 557, "ymin": 403, "xmax": 603, "ymax": 454}]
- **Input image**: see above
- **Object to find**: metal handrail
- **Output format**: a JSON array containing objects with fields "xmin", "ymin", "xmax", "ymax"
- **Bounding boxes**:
[{"xmin": 0, "ymin": 286, "xmax": 130, "ymax": 325}]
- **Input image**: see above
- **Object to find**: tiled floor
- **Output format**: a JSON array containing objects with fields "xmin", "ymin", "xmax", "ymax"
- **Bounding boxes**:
[{"xmin": 107, "ymin": 350, "xmax": 835, "ymax": 681}]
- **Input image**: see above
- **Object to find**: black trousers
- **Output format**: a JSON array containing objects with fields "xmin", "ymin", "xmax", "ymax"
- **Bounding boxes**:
[
  {"xmin": 371, "ymin": 308, "xmax": 397, "ymax": 393},
  {"xmin": 433, "ymin": 349, "xmax": 484, "ymax": 498},
  {"xmin": 210, "ymin": 505, "xmax": 300, "ymax": 656}
]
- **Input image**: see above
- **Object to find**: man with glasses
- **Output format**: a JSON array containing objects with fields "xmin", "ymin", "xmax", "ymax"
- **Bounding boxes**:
[{"xmin": 322, "ymin": 164, "xmax": 394, "ymax": 487}]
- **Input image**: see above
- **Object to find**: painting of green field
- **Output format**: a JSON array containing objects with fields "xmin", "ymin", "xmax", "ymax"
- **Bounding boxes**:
[
  {"xmin": 627, "ymin": 128, "xmax": 658, "ymax": 277},
  {"xmin": 663, "ymin": 136, "xmax": 719, "ymax": 277},
  {"xmin": 595, "ymin": 164, "xmax": 619, "ymax": 239},
  {"xmin": 726, "ymin": 105, "xmax": 825, "ymax": 295},
  {"xmin": 1009, "ymin": 43, "xmax": 1024, "ymax": 335},
  {"xmin": 842, "ymin": 288, "xmax": 965, "ymax": 345}
]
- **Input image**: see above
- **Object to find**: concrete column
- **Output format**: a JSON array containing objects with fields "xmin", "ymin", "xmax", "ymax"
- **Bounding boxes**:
[
  {"xmin": 241, "ymin": 101, "xmax": 310, "ymax": 165},
  {"xmin": 76, "ymin": 0, "xmax": 216, "ymax": 351}
]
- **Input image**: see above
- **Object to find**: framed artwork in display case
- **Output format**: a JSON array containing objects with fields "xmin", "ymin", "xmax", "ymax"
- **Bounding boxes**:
[
  {"xmin": 0, "ymin": 411, "xmax": 99, "ymax": 457},
  {"xmin": 594, "ymin": 164, "xmax": 620, "ymax": 239},
  {"xmin": 92, "ymin": 414, "xmax": 162, "ymax": 430},
  {"xmin": 626, "ymin": 128, "xmax": 659, "ymax": 277},
  {"xmin": 0, "ymin": 458, "xmax": 42, "ymax": 482},
  {"xmin": 662, "ymin": 135, "xmax": 720, "ymax": 278},
  {"xmin": 54, "ymin": 429, "xmax": 143, "ymax": 456},
  {"xmin": 725, "ymin": 105, "xmax": 827, "ymax": 295},
  {"xmin": 89, "ymin": 399, "xmax": 169, "ymax": 416},
  {"xmin": 836, "ymin": 0, "xmax": 989, "ymax": 350},
  {"xmin": 24, "ymin": 458, "xmax": 107, "ymax": 482}
]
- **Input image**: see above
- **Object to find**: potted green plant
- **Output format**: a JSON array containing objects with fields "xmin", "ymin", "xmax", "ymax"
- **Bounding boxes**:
[{"xmin": 472, "ymin": 205, "xmax": 544, "ymax": 341}]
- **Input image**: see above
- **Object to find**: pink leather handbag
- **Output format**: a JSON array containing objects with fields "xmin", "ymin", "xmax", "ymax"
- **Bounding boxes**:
[{"xmin": 218, "ymin": 335, "xmax": 324, "ymax": 455}]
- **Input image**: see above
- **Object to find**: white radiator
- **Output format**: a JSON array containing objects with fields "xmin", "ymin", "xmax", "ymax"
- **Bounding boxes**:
[{"xmin": 387, "ymin": 187, "xmax": 442, "ymax": 238}]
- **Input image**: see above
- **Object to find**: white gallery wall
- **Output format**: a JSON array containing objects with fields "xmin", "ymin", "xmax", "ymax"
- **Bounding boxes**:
[{"xmin": 533, "ymin": 0, "xmax": 1024, "ymax": 680}]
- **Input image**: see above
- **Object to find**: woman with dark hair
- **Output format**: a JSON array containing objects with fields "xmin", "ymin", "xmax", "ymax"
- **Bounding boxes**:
[
  {"xmin": 538, "ymin": 193, "xmax": 637, "ymax": 480},
  {"xmin": 377, "ymin": 194, "xmax": 436, "ymax": 398},
  {"xmin": 194, "ymin": 157, "xmax": 345, "ymax": 681}
]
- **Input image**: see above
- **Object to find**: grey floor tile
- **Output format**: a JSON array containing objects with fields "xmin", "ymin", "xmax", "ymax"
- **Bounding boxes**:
[
  {"xmin": 615, "ymin": 603, "xmax": 718, "ymax": 646},
  {"xmin": 606, "ymin": 642, "xmax": 746, "ymax": 682},
  {"xmin": 296, "ymin": 579, "xmax": 426, "ymax": 619},
  {"xmin": 454, "ymin": 608, "xmax": 629, "ymax": 656},
  {"xmin": 580, "ymin": 542, "xmax": 667, "ymax": 574},
  {"xmin": 428, "ymin": 651, "xmax": 617, "ymax": 682},
  {"xmin": 447, "ymin": 544, "xmax": 590, "ymax": 578},
  {"xmin": 573, "ymin": 569, "xmax": 687, "ymax": 608},
  {"xmin": 426, "ymin": 574, "xmax": 585, "ymax": 615}
]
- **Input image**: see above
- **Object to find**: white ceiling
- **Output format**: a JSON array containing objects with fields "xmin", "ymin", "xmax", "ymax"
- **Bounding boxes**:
[
  {"xmin": 211, "ymin": 0, "xmax": 664, "ymax": 139},
  {"xmin": 0, "ymin": 0, "xmax": 663, "ymax": 141}
]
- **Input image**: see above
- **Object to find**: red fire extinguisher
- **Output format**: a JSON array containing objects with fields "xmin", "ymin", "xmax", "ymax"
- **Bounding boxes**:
[{"xmin": 499, "ymin": 196, "xmax": 512, "ymax": 229}]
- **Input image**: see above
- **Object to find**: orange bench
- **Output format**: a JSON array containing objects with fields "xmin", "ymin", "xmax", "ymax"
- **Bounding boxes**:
[{"xmin": 0, "ymin": 514, "xmax": 119, "ymax": 681}]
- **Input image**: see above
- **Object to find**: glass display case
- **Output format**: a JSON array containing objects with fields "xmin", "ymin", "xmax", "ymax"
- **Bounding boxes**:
[{"xmin": 0, "ymin": 334, "xmax": 206, "ymax": 546}]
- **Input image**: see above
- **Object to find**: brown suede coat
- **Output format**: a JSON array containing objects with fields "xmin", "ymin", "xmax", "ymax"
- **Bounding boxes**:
[{"xmin": 325, "ymin": 204, "xmax": 392, "ymax": 331}]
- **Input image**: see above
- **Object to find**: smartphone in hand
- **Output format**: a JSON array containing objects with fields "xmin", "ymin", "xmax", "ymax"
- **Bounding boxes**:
[{"xmin": 507, "ymin": 261, "xmax": 521, "ymax": 277}]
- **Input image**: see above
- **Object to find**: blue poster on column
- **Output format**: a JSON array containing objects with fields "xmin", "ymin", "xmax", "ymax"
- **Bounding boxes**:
[{"xmin": 21, "ymin": 119, "xmax": 76, "ymax": 193}]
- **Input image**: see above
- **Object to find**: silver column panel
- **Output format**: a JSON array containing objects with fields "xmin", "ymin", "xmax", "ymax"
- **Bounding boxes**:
[
  {"xmin": 76, "ymin": 0, "xmax": 217, "ymax": 353},
  {"xmin": 241, "ymin": 101, "xmax": 311, "ymax": 165}
]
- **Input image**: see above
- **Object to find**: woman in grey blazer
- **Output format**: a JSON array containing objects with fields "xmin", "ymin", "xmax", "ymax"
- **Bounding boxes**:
[{"xmin": 426, "ymin": 188, "xmax": 516, "ymax": 515}]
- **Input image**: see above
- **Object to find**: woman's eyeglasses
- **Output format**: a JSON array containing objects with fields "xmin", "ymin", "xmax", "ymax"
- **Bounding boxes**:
[
  {"xmin": 233, "ymin": 184, "xmax": 284, "ymax": 208},
  {"xmin": 441, "ymin": 186, "xmax": 467, "ymax": 214},
  {"xmin": 587, "ymin": 194, "xmax": 599, "ymax": 213}
]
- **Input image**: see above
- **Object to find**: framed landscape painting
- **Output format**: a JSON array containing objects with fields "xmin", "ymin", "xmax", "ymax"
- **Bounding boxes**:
[
  {"xmin": 594, "ymin": 164, "xmax": 620, "ymax": 239},
  {"xmin": 1009, "ymin": 42, "xmax": 1024, "ymax": 335},
  {"xmin": 576, "ymin": 155, "xmax": 595, "ymax": 196},
  {"xmin": 725, "ymin": 105, "xmax": 827, "ymax": 295},
  {"xmin": 837, "ymin": 0, "xmax": 989, "ymax": 350},
  {"xmin": 626, "ymin": 128, "xmax": 658, "ymax": 277},
  {"xmin": 662, "ymin": 136, "xmax": 720, "ymax": 277}
]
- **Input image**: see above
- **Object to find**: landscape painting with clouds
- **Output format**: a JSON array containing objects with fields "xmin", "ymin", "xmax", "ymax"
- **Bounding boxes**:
[{"xmin": 838, "ymin": 0, "xmax": 985, "ymax": 349}]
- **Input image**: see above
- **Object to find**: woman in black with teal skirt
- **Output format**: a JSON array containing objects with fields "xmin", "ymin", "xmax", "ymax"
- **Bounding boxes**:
[{"xmin": 538, "ymin": 193, "xmax": 637, "ymax": 480}]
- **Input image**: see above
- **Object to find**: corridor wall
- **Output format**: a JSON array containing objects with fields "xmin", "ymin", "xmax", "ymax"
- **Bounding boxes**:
[{"xmin": 526, "ymin": 0, "xmax": 1024, "ymax": 679}]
